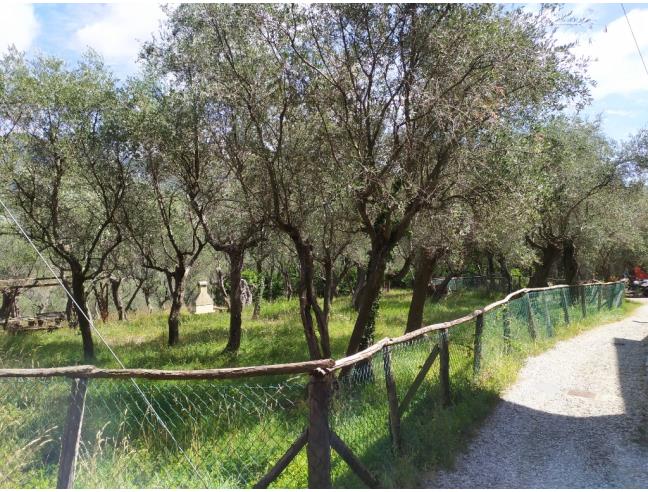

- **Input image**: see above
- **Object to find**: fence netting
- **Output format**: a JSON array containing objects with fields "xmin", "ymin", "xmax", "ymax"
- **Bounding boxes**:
[
  {"xmin": 0, "ymin": 375, "xmax": 309, "ymax": 488},
  {"xmin": 0, "ymin": 282, "xmax": 626, "ymax": 488}
]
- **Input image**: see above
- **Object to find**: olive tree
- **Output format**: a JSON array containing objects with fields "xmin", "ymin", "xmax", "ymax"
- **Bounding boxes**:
[
  {"xmin": 0, "ymin": 52, "xmax": 130, "ymax": 360},
  {"xmin": 283, "ymin": 4, "xmax": 588, "ymax": 355}
]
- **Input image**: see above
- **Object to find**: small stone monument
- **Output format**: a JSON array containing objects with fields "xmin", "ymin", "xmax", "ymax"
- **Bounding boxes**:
[{"xmin": 193, "ymin": 280, "xmax": 214, "ymax": 314}]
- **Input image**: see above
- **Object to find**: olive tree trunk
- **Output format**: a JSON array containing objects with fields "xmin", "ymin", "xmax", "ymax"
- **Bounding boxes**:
[
  {"xmin": 405, "ymin": 248, "xmax": 440, "ymax": 333},
  {"xmin": 166, "ymin": 267, "xmax": 188, "ymax": 346},
  {"xmin": 225, "ymin": 249, "xmax": 244, "ymax": 352},
  {"xmin": 70, "ymin": 268, "xmax": 94, "ymax": 361}
]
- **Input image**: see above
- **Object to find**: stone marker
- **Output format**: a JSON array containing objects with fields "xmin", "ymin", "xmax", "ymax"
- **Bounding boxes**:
[{"xmin": 193, "ymin": 281, "xmax": 214, "ymax": 314}]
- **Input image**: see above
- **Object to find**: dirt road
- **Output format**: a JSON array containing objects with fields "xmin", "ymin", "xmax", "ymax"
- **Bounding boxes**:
[{"xmin": 428, "ymin": 299, "xmax": 648, "ymax": 488}]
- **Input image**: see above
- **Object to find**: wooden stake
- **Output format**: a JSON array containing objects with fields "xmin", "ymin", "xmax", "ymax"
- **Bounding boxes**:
[
  {"xmin": 560, "ymin": 289, "xmax": 570, "ymax": 325},
  {"xmin": 503, "ymin": 305, "xmax": 512, "ymax": 354},
  {"xmin": 473, "ymin": 313, "xmax": 484, "ymax": 376},
  {"xmin": 57, "ymin": 377, "xmax": 88, "ymax": 489},
  {"xmin": 542, "ymin": 293, "xmax": 553, "ymax": 337},
  {"xmin": 524, "ymin": 295, "xmax": 537, "ymax": 341},
  {"xmin": 254, "ymin": 429, "xmax": 308, "ymax": 488},
  {"xmin": 439, "ymin": 329, "xmax": 451, "ymax": 407},
  {"xmin": 307, "ymin": 372, "xmax": 332, "ymax": 488},
  {"xmin": 330, "ymin": 432, "xmax": 380, "ymax": 488},
  {"xmin": 597, "ymin": 284, "xmax": 602, "ymax": 311},
  {"xmin": 381, "ymin": 346, "xmax": 401, "ymax": 452},
  {"xmin": 398, "ymin": 344, "xmax": 439, "ymax": 417}
]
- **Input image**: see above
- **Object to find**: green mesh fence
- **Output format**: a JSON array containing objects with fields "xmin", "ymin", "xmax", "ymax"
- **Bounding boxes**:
[
  {"xmin": 0, "ymin": 376, "xmax": 309, "ymax": 488},
  {"xmin": 327, "ymin": 281, "xmax": 625, "ymax": 487},
  {"xmin": 0, "ymin": 282, "xmax": 626, "ymax": 488}
]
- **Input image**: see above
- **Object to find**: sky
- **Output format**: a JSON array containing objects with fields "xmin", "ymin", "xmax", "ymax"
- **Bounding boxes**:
[{"xmin": 0, "ymin": 2, "xmax": 647, "ymax": 143}]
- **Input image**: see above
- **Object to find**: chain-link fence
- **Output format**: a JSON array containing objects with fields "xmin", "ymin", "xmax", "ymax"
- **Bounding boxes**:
[
  {"xmin": 0, "ymin": 281, "xmax": 626, "ymax": 488},
  {"xmin": 432, "ymin": 274, "xmax": 529, "ymax": 294}
]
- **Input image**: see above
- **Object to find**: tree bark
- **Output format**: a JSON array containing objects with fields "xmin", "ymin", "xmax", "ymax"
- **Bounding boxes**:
[
  {"xmin": 92, "ymin": 282, "xmax": 110, "ymax": 323},
  {"xmin": 282, "ymin": 267, "xmax": 293, "ymax": 300},
  {"xmin": 528, "ymin": 243, "xmax": 561, "ymax": 288},
  {"xmin": 405, "ymin": 248, "xmax": 440, "ymax": 333},
  {"xmin": 331, "ymin": 257, "xmax": 351, "ymax": 299},
  {"xmin": 562, "ymin": 238, "xmax": 579, "ymax": 285},
  {"xmin": 70, "ymin": 268, "xmax": 94, "ymax": 361},
  {"xmin": 352, "ymin": 264, "xmax": 367, "ymax": 311},
  {"xmin": 215, "ymin": 268, "xmax": 230, "ymax": 310},
  {"xmin": 124, "ymin": 278, "xmax": 144, "ymax": 313},
  {"xmin": 345, "ymin": 241, "xmax": 390, "ymax": 356},
  {"xmin": 166, "ymin": 267, "xmax": 188, "ymax": 346},
  {"xmin": 252, "ymin": 258, "xmax": 264, "ymax": 320},
  {"xmin": 109, "ymin": 276, "xmax": 125, "ymax": 321},
  {"xmin": 142, "ymin": 285, "xmax": 153, "ymax": 313},
  {"xmin": 386, "ymin": 253, "xmax": 413, "ymax": 286},
  {"xmin": 486, "ymin": 251, "xmax": 495, "ymax": 293},
  {"xmin": 498, "ymin": 255, "xmax": 512, "ymax": 293},
  {"xmin": 0, "ymin": 289, "xmax": 19, "ymax": 320},
  {"xmin": 429, "ymin": 273, "xmax": 453, "ymax": 303},
  {"xmin": 323, "ymin": 254, "xmax": 333, "ymax": 323},
  {"xmin": 292, "ymin": 237, "xmax": 330, "ymax": 359},
  {"xmin": 225, "ymin": 249, "xmax": 244, "ymax": 352}
]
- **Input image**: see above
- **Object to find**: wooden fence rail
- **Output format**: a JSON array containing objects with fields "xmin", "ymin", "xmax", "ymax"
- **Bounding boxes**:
[{"xmin": 0, "ymin": 280, "xmax": 626, "ymax": 489}]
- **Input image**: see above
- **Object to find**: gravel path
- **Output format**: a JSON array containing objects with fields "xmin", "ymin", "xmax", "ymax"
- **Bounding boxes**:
[{"xmin": 428, "ymin": 299, "xmax": 648, "ymax": 488}]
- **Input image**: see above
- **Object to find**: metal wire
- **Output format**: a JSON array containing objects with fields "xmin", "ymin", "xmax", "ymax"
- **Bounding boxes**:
[{"xmin": 0, "ymin": 195, "xmax": 208, "ymax": 486}]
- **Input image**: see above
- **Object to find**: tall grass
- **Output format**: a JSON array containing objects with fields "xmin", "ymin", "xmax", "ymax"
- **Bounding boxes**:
[{"xmin": 0, "ymin": 289, "xmax": 637, "ymax": 488}]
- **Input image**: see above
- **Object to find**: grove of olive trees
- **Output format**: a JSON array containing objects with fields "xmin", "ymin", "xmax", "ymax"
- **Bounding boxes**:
[{"xmin": 1, "ymin": 4, "xmax": 648, "ymax": 362}]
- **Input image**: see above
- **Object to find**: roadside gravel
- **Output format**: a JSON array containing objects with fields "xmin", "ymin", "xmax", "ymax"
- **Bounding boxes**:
[{"xmin": 427, "ymin": 299, "xmax": 648, "ymax": 488}]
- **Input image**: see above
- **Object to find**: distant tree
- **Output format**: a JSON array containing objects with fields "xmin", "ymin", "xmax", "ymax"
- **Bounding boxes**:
[
  {"xmin": 0, "ymin": 52, "xmax": 130, "ymax": 360},
  {"xmin": 523, "ymin": 118, "xmax": 617, "ymax": 287},
  {"xmin": 121, "ymin": 78, "xmax": 206, "ymax": 346}
]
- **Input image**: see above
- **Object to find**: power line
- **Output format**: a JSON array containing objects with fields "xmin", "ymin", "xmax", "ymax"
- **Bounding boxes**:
[
  {"xmin": 0, "ymin": 194, "xmax": 208, "ymax": 488},
  {"xmin": 621, "ymin": 3, "xmax": 648, "ymax": 79}
]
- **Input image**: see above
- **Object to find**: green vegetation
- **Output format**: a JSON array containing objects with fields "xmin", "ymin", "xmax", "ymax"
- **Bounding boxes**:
[
  {"xmin": 0, "ymin": 289, "xmax": 637, "ymax": 488},
  {"xmin": 0, "ymin": 289, "xmax": 496, "ymax": 369}
]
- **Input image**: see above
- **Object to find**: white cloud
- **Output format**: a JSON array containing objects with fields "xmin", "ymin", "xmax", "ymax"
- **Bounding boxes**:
[
  {"xmin": 557, "ymin": 7, "xmax": 648, "ymax": 99},
  {"xmin": 0, "ymin": 3, "xmax": 39, "ymax": 53},
  {"xmin": 604, "ymin": 109, "xmax": 636, "ymax": 117},
  {"xmin": 74, "ymin": 3, "xmax": 167, "ymax": 66}
]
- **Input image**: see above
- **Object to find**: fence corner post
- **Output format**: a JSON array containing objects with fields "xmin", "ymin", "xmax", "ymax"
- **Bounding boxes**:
[
  {"xmin": 473, "ymin": 312, "xmax": 484, "ymax": 376},
  {"xmin": 439, "ymin": 329, "xmax": 451, "ymax": 407},
  {"xmin": 307, "ymin": 370, "xmax": 332, "ymax": 488},
  {"xmin": 57, "ymin": 377, "xmax": 88, "ymax": 489},
  {"xmin": 381, "ymin": 345, "xmax": 402, "ymax": 453}
]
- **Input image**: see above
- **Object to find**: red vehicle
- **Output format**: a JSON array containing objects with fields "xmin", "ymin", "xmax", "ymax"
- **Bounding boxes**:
[{"xmin": 632, "ymin": 266, "xmax": 648, "ymax": 296}]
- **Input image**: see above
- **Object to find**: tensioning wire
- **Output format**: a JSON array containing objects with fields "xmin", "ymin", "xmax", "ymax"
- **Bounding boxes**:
[{"xmin": 0, "ymin": 194, "xmax": 208, "ymax": 488}]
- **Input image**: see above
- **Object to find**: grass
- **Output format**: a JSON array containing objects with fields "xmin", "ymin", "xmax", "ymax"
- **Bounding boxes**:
[
  {"xmin": 0, "ymin": 288, "xmax": 498, "ymax": 369},
  {"xmin": 0, "ymin": 286, "xmax": 637, "ymax": 488}
]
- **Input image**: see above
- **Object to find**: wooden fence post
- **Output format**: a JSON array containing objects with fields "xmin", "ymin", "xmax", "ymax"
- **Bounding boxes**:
[
  {"xmin": 607, "ymin": 284, "xmax": 614, "ymax": 309},
  {"xmin": 541, "ymin": 293, "xmax": 553, "ymax": 337},
  {"xmin": 580, "ymin": 285, "xmax": 587, "ymax": 318},
  {"xmin": 307, "ymin": 371, "xmax": 332, "ymax": 488},
  {"xmin": 597, "ymin": 284, "xmax": 603, "ymax": 311},
  {"xmin": 473, "ymin": 313, "xmax": 484, "ymax": 376},
  {"xmin": 524, "ymin": 295, "xmax": 536, "ymax": 341},
  {"xmin": 503, "ymin": 304, "xmax": 511, "ymax": 354},
  {"xmin": 560, "ymin": 289, "xmax": 570, "ymax": 325},
  {"xmin": 57, "ymin": 377, "xmax": 88, "ymax": 489},
  {"xmin": 439, "ymin": 329, "xmax": 451, "ymax": 407},
  {"xmin": 381, "ymin": 346, "xmax": 401, "ymax": 453}
]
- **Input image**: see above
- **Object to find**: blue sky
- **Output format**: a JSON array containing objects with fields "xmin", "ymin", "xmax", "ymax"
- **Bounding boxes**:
[{"xmin": 1, "ymin": 2, "xmax": 647, "ymax": 143}]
